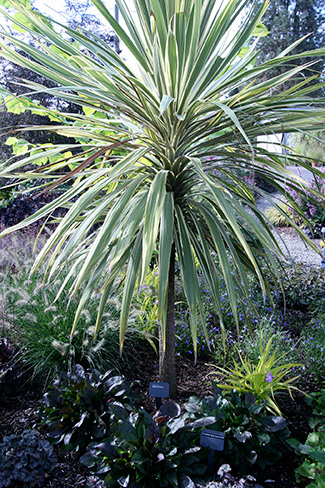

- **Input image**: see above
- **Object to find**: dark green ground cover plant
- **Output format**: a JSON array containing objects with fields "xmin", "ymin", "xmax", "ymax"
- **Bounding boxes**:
[
  {"xmin": 80, "ymin": 400, "xmax": 207, "ymax": 488},
  {"xmin": 174, "ymin": 272, "xmax": 275, "ymax": 362},
  {"xmin": 184, "ymin": 386, "xmax": 290, "ymax": 473},
  {"xmin": 307, "ymin": 390, "xmax": 325, "ymax": 430},
  {"xmin": 0, "ymin": 429, "xmax": 57, "ymax": 488},
  {"xmin": 270, "ymin": 265, "xmax": 325, "ymax": 314},
  {"xmin": 38, "ymin": 364, "xmax": 141, "ymax": 453},
  {"xmin": 295, "ymin": 430, "xmax": 325, "ymax": 488},
  {"xmin": 0, "ymin": 0, "xmax": 325, "ymax": 396},
  {"xmin": 289, "ymin": 390, "xmax": 325, "ymax": 488},
  {"xmin": 301, "ymin": 320, "xmax": 325, "ymax": 385}
]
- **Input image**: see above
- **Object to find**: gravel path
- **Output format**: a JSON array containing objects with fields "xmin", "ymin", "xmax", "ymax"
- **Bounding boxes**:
[
  {"xmin": 273, "ymin": 226, "xmax": 322, "ymax": 268},
  {"xmin": 256, "ymin": 192, "xmax": 323, "ymax": 268}
]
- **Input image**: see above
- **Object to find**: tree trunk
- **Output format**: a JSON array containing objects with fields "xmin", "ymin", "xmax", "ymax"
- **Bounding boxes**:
[{"xmin": 159, "ymin": 243, "xmax": 176, "ymax": 397}]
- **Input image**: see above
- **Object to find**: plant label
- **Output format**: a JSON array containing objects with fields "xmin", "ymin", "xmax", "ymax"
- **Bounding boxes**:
[
  {"xmin": 200, "ymin": 429, "xmax": 225, "ymax": 451},
  {"xmin": 149, "ymin": 382, "xmax": 169, "ymax": 398},
  {"xmin": 149, "ymin": 382, "xmax": 169, "ymax": 409},
  {"xmin": 200, "ymin": 429, "xmax": 225, "ymax": 476}
]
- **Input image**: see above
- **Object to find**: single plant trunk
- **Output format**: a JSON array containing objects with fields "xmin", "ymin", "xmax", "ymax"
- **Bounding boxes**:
[{"xmin": 159, "ymin": 243, "xmax": 176, "ymax": 397}]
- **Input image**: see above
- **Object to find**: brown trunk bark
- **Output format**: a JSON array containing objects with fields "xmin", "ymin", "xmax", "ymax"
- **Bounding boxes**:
[{"xmin": 158, "ymin": 243, "xmax": 176, "ymax": 397}]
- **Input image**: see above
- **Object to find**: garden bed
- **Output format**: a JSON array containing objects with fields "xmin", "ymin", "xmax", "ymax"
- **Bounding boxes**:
[{"xmin": 0, "ymin": 354, "xmax": 315, "ymax": 488}]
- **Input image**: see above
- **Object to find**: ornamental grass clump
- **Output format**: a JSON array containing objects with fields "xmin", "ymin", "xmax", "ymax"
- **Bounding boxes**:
[
  {"xmin": 210, "ymin": 335, "xmax": 304, "ymax": 416},
  {"xmin": 265, "ymin": 202, "xmax": 300, "ymax": 227},
  {"xmin": 0, "ymin": 233, "xmax": 147, "ymax": 385}
]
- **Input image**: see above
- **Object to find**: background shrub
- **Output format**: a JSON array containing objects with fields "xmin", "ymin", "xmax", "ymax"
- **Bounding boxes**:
[
  {"xmin": 287, "ymin": 170, "xmax": 325, "ymax": 237},
  {"xmin": 0, "ymin": 192, "xmax": 66, "ymax": 229},
  {"xmin": 265, "ymin": 202, "xmax": 300, "ymax": 227}
]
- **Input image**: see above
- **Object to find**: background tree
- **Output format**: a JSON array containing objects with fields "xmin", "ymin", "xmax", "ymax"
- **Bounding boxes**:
[
  {"xmin": 0, "ymin": 0, "xmax": 118, "ymax": 155},
  {"xmin": 253, "ymin": 0, "xmax": 325, "ymax": 92},
  {"xmin": 0, "ymin": 0, "xmax": 324, "ymax": 396},
  {"xmin": 63, "ymin": 0, "xmax": 119, "ymax": 51}
]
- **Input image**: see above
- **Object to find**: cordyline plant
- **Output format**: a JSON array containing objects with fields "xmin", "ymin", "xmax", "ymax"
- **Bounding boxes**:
[{"xmin": 0, "ymin": 0, "xmax": 325, "ymax": 395}]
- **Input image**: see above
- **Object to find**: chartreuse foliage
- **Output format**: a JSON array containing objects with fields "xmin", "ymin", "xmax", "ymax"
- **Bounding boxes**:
[
  {"xmin": 0, "ymin": 0, "xmax": 325, "ymax": 390},
  {"xmin": 211, "ymin": 335, "xmax": 303, "ymax": 416}
]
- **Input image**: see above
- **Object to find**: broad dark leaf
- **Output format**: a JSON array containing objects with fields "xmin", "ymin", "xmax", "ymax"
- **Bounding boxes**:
[
  {"xmin": 245, "ymin": 392, "xmax": 256, "ymax": 407},
  {"xmin": 109, "ymin": 402, "xmax": 128, "ymax": 420},
  {"xmin": 234, "ymin": 430, "xmax": 252, "ymax": 443},
  {"xmin": 158, "ymin": 400, "xmax": 181, "ymax": 419},
  {"xmin": 309, "ymin": 450, "xmax": 325, "ymax": 463},
  {"xmin": 117, "ymin": 474, "xmax": 130, "ymax": 487},
  {"xmin": 83, "ymin": 386, "xmax": 98, "ymax": 404},
  {"xmin": 79, "ymin": 452, "xmax": 98, "ymax": 467},
  {"xmin": 184, "ymin": 417, "xmax": 216, "ymax": 430},
  {"xmin": 132, "ymin": 447, "xmax": 149, "ymax": 464},
  {"xmin": 92, "ymin": 418, "xmax": 107, "ymax": 438},
  {"xmin": 145, "ymin": 420, "xmax": 160, "ymax": 445},
  {"xmin": 263, "ymin": 416, "xmax": 287, "ymax": 433},
  {"xmin": 184, "ymin": 397, "xmax": 201, "ymax": 413},
  {"xmin": 105, "ymin": 376, "xmax": 124, "ymax": 391},
  {"xmin": 119, "ymin": 420, "xmax": 138, "ymax": 443},
  {"xmin": 95, "ymin": 441, "xmax": 118, "ymax": 458},
  {"xmin": 74, "ymin": 412, "xmax": 88, "ymax": 428},
  {"xmin": 180, "ymin": 474, "xmax": 195, "ymax": 488},
  {"xmin": 246, "ymin": 450, "xmax": 258, "ymax": 465}
]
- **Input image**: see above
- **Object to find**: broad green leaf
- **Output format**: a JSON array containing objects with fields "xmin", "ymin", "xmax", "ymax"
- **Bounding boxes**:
[
  {"xmin": 252, "ymin": 21, "xmax": 269, "ymax": 37},
  {"xmin": 4, "ymin": 95, "xmax": 33, "ymax": 114},
  {"xmin": 4, "ymin": 137, "xmax": 18, "ymax": 146}
]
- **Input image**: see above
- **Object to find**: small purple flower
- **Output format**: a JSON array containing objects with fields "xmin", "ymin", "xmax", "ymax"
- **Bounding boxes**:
[
  {"xmin": 154, "ymin": 299, "xmax": 159, "ymax": 306},
  {"xmin": 265, "ymin": 370, "xmax": 274, "ymax": 383}
]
